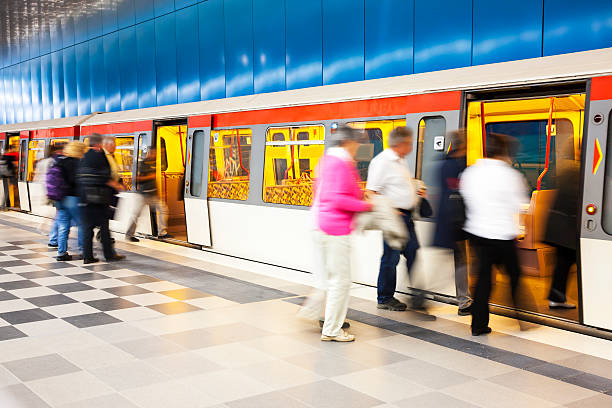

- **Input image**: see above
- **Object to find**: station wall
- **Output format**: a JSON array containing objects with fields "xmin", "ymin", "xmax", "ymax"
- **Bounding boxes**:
[{"xmin": 1, "ymin": 0, "xmax": 612, "ymax": 124}]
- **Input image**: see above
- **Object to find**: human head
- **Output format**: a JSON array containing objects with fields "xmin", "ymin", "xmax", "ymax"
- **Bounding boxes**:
[
  {"xmin": 102, "ymin": 136, "xmax": 116, "ymax": 153},
  {"xmin": 64, "ymin": 141, "xmax": 87, "ymax": 159},
  {"xmin": 486, "ymin": 132, "xmax": 518, "ymax": 162},
  {"xmin": 388, "ymin": 126, "xmax": 413, "ymax": 158},
  {"xmin": 330, "ymin": 125, "xmax": 364, "ymax": 159},
  {"xmin": 88, "ymin": 133, "xmax": 103, "ymax": 149},
  {"xmin": 447, "ymin": 129, "xmax": 467, "ymax": 157},
  {"xmin": 49, "ymin": 143, "xmax": 65, "ymax": 157}
]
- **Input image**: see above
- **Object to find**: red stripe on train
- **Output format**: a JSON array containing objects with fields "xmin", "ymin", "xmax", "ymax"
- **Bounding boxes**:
[
  {"xmin": 81, "ymin": 120, "xmax": 153, "ymax": 136},
  {"xmin": 591, "ymin": 75, "xmax": 612, "ymax": 101},
  {"xmin": 30, "ymin": 127, "xmax": 79, "ymax": 139}
]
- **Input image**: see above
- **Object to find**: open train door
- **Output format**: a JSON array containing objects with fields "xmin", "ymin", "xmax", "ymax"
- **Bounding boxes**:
[
  {"xmin": 184, "ymin": 115, "xmax": 212, "ymax": 247},
  {"xmin": 579, "ymin": 76, "xmax": 612, "ymax": 331}
]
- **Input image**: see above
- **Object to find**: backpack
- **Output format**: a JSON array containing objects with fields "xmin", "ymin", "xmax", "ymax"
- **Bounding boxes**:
[{"xmin": 46, "ymin": 159, "xmax": 69, "ymax": 201}]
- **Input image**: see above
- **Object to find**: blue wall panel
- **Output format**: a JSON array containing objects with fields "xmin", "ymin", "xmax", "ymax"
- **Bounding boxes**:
[
  {"xmin": 29, "ymin": 30, "xmax": 40, "ymax": 61},
  {"xmin": 104, "ymin": 33, "xmax": 121, "ymax": 112},
  {"xmin": 75, "ymin": 43, "xmax": 91, "ymax": 115},
  {"xmin": 39, "ymin": 23, "xmax": 51, "ymax": 57},
  {"xmin": 74, "ymin": 12, "xmax": 88, "ymax": 44},
  {"xmin": 88, "ymin": 8, "xmax": 103, "ymax": 39},
  {"xmin": 155, "ymin": 0, "xmax": 175, "ymax": 17},
  {"xmin": 102, "ymin": 1, "xmax": 119, "ymax": 35},
  {"xmin": 155, "ymin": 13, "xmax": 178, "ymax": 106},
  {"xmin": 4, "ymin": 69, "xmax": 13, "ymax": 124},
  {"xmin": 473, "ymin": 0, "xmax": 542, "ymax": 65},
  {"xmin": 51, "ymin": 51, "xmax": 65, "ymax": 119},
  {"xmin": 89, "ymin": 38, "xmax": 106, "ymax": 113},
  {"xmin": 136, "ymin": 20, "xmax": 157, "ymax": 108},
  {"xmin": 198, "ymin": 0, "xmax": 225, "ymax": 100},
  {"xmin": 176, "ymin": 6, "xmax": 200, "ymax": 104},
  {"xmin": 118, "ymin": 0, "xmax": 136, "ymax": 29},
  {"xmin": 322, "ymin": 0, "xmax": 364, "ymax": 85},
  {"xmin": 414, "ymin": 0, "xmax": 472, "ymax": 73},
  {"xmin": 224, "ymin": 0, "xmax": 254, "ymax": 97},
  {"xmin": 30, "ymin": 58, "xmax": 42, "ymax": 121},
  {"xmin": 119, "ymin": 27, "xmax": 138, "ymax": 111},
  {"xmin": 19, "ymin": 37, "xmax": 30, "ymax": 64},
  {"xmin": 135, "ymin": 0, "xmax": 155, "ymax": 23},
  {"xmin": 253, "ymin": 0, "xmax": 285, "ymax": 94},
  {"xmin": 285, "ymin": 0, "xmax": 322, "ymax": 90},
  {"xmin": 365, "ymin": 0, "xmax": 413, "ymax": 80},
  {"xmin": 14, "ymin": 65, "xmax": 23, "ymax": 123},
  {"xmin": 50, "ymin": 20, "xmax": 62, "ymax": 52},
  {"xmin": 63, "ymin": 46, "xmax": 78, "ymax": 118},
  {"xmin": 0, "ymin": 70, "xmax": 4, "ymax": 124},
  {"xmin": 61, "ymin": 16, "xmax": 75, "ymax": 48},
  {"xmin": 22, "ymin": 63, "xmax": 32, "ymax": 122},
  {"xmin": 176, "ymin": 0, "xmax": 198, "ymax": 9},
  {"xmin": 41, "ymin": 54, "xmax": 53, "ymax": 120},
  {"xmin": 544, "ymin": 0, "xmax": 612, "ymax": 56}
]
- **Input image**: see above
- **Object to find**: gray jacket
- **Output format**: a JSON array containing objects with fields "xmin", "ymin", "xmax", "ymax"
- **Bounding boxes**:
[{"xmin": 355, "ymin": 194, "xmax": 408, "ymax": 250}]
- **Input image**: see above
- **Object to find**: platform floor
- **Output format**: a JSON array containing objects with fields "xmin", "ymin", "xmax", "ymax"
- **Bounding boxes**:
[{"xmin": 0, "ymin": 212, "xmax": 611, "ymax": 408}]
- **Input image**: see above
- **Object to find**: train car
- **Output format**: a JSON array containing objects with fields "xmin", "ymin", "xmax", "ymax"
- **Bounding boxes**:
[{"xmin": 1, "ymin": 47, "xmax": 612, "ymax": 333}]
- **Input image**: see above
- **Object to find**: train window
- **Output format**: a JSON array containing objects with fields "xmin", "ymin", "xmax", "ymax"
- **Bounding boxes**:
[
  {"xmin": 190, "ymin": 130, "xmax": 206, "ymax": 197},
  {"xmin": 208, "ymin": 128, "xmax": 252, "ymax": 200},
  {"xmin": 19, "ymin": 139, "xmax": 28, "ymax": 181},
  {"xmin": 160, "ymin": 138, "xmax": 168, "ymax": 172},
  {"xmin": 111, "ymin": 137, "xmax": 135, "ymax": 190},
  {"xmin": 415, "ymin": 117, "xmax": 446, "ymax": 215},
  {"xmin": 27, "ymin": 140, "xmax": 46, "ymax": 182},
  {"xmin": 485, "ymin": 119, "xmax": 574, "ymax": 191},
  {"xmin": 348, "ymin": 119, "xmax": 406, "ymax": 181},
  {"xmin": 263, "ymin": 125, "xmax": 324, "ymax": 206},
  {"xmin": 602, "ymin": 110, "xmax": 612, "ymax": 235}
]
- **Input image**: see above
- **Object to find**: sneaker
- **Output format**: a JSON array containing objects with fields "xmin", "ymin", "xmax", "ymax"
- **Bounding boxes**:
[
  {"xmin": 549, "ymin": 300, "xmax": 576, "ymax": 309},
  {"xmin": 319, "ymin": 320, "xmax": 350, "ymax": 330},
  {"xmin": 56, "ymin": 253, "xmax": 72, "ymax": 261},
  {"xmin": 48, "ymin": 243, "xmax": 58, "ymax": 248},
  {"xmin": 106, "ymin": 254, "xmax": 126, "ymax": 262},
  {"xmin": 126, "ymin": 236, "xmax": 140, "ymax": 242},
  {"xmin": 321, "ymin": 329, "xmax": 355, "ymax": 342},
  {"xmin": 158, "ymin": 234, "xmax": 173, "ymax": 239},
  {"xmin": 377, "ymin": 298, "xmax": 407, "ymax": 311},
  {"xmin": 471, "ymin": 326, "xmax": 492, "ymax": 336},
  {"xmin": 83, "ymin": 257, "xmax": 99, "ymax": 264},
  {"xmin": 458, "ymin": 303, "xmax": 472, "ymax": 316}
]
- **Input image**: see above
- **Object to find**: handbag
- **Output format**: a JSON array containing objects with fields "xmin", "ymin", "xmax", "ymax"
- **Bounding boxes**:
[
  {"xmin": 418, "ymin": 197, "xmax": 433, "ymax": 218},
  {"xmin": 448, "ymin": 190, "xmax": 466, "ymax": 239}
]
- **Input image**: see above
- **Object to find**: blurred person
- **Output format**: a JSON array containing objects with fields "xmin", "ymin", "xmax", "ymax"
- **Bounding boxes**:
[
  {"xmin": 99, "ymin": 136, "xmax": 124, "ymax": 243},
  {"xmin": 125, "ymin": 147, "xmax": 169, "ymax": 242},
  {"xmin": 77, "ymin": 134, "xmax": 125, "ymax": 264},
  {"xmin": 305, "ymin": 126, "xmax": 371, "ymax": 342},
  {"xmin": 50, "ymin": 142, "xmax": 87, "ymax": 261},
  {"xmin": 460, "ymin": 133, "xmax": 529, "ymax": 335},
  {"xmin": 366, "ymin": 127, "xmax": 427, "ymax": 311},
  {"xmin": 544, "ymin": 140, "xmax": 580, "ymax": 309},
  {"xmin": 33, "ymin": 143, "xmax": 64, "ymax": 238},
  {"xmin": 432, "ymin": 130, "xmax": 472, "ymax": 315},
  {"xmin": 0, "ymin": 146, "xmax": 18, "ymax": 210}
]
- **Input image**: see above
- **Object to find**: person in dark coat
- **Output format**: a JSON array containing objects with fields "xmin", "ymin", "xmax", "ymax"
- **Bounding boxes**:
[
  {"xmin": 433, "ymin": 130, "xmax": 472, "ymax": 315},
  {"xmin": 544, "ymin": 141, "xmax": 580, "ymax": 309},
  {"xmin": 77, "ymin": 134, "xmax": 125, "ymax": 264}
]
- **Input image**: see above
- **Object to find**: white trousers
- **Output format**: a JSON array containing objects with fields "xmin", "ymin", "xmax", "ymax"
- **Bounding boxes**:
[{"xmin": 300, "ymin": 230, "xmax": 352, "ymax": 337}]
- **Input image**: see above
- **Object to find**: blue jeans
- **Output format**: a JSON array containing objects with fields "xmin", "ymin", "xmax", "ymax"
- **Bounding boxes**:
[
  {"xmin": 48, "ymin": 210, "xmax": 58, "ymax": 246},
  {"xmin": 377, "ymin": 212, "xmax": 420, "ymax": 304},
  {"xmin": 56, "ymin": 196, "xmax": 83, "ymax": 256}
]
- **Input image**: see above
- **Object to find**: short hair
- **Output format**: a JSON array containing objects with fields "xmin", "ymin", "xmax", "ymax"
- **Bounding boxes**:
[
  {"xmin": 48, "ymin": 143, "xmax": 64, "ymax": 157},
  {"xmin": 486, "ymin": 132, "xmax": 518, "ymax": 159},
  {"xmin": 102, "ymin": 135, "xmax": 116, "ymax": 145},
  {"xmin": 447, "ymin": 129, "xmax": 466, "ymax": 154},
  {"xmin": 388, "ymin": 126, "xmax": 413, "ymax": 148},
  {"xmin": 88, "ymin": 133, "xmax": 103, "ymax": 147},
  {"xmin": 329, "ymin": 125, "xmax": 365, "ymax": 147},
  {"xmin": 64, "ymin": 141, "xmax": 87, "ymax": 159}
]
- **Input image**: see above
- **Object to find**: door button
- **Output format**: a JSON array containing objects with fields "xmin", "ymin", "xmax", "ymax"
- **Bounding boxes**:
[{"xmin": 586, "ymin": 219, "xmax": 596, "ymax": 231}]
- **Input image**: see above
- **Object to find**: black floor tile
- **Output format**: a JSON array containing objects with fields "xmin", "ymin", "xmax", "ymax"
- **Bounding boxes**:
[
  {"xmin": 527, "ymin": 363, "xmax": 584, "ymax": 380},
  {"xmin": 84, "ymin": 298, "xmax": 139, "ymax": 311},
  {"xmin": 0, "ymin": 260, "xmax": 30, "ymax": 267},
  {"xmin": 13, "ymin": 253, "xmax": 47, "ymax": 260},
  {"xmin": 147, "ymin": 301, "xmax": 201, "ymax": 315},
  {"xmin": 0, "ymin": 246, "xmax": 23, "ymax": 251},
  {"xmin": 18, "ymin": 270, "xmax": 58, "ymax": 279},
  {"xmin": 7, "ymin": 240, "xmax": 41, "ymax": 245},
  {"xmin": 0, "ymin": 280, "xmax": 40, "ymax": 290},
  {"xmin": 68, "ymin": 272, "xmax": 109, "ymax": 282},
  {"xmin": 63, "ymin": 312, "xmax": 121, "ymax": 328},
  {"xmin": 118, "ymin": 275, "xmax": 161, "ymax": 284},
  {"xmin": 83, "ymin": 264, "xmax": 122, "ymax": 272},
  {"xmin": 0, "ymin": 268, "xmax": 11, "ymax": 275},
  {"xmin": 103, "ymin": 285, "xmax": 151, "ymax": 296},
  {"xmin": 35, "ymin": 262, "xmax": 77, "ymax": 270},
  {"xmin": 0, "ymin": 308, "xmax": 56, "ymax": 325},
  {"xmin": 0, "ymin": 291, "xmax": 18, "ymax": 301},
  {"xmin": 32, "ymin": 247, "xmax": 57, "ymax": 253},
  {"xmin": 26, "ymin": 294, "xmax": 78, "ymax": 307},
  {"xmin": 48, "ymin": 282, "xmax": 93, "ymax": 293},
  {"xmin": 564, "ymin": 372, "xmax": 612, "ymax": 393},
  {"xmin": 0, "ymin": 326, "xmax": 27, "ymax": 341}
]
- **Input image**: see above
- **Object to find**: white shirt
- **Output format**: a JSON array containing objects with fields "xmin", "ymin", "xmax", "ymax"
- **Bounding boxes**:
[
  {"xmin": 366, "ymin": 148, "xmax": 416, "ymax": 210},
  {"xmin": 460, "ymin": 158, "xmax": 529, "ymax": 240}
]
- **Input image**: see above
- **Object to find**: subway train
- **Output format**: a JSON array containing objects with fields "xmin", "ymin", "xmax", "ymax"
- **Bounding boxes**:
[{"xmin": 1, "ymin": 47, "xmax": 611, "ymax": 333}]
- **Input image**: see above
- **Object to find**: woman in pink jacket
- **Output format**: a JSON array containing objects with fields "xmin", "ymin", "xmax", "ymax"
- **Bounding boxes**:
[{"xmin": 313, "ymin": 126, "xmax": 372, "ymax": 342}]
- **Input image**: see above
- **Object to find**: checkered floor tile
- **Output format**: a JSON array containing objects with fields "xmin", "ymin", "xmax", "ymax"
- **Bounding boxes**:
[{"xmin": 0, "ymin": 240, "xmax": 211, "ymax": 342}]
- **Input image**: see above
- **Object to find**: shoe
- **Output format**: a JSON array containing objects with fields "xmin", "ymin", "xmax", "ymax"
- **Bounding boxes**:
[
  {"xmin": 377, "ymin": 298, "xmax": 407, "ymax": 311},
  {"xmin": 72, "ymin": 254, "xmax": 83, "ymax": 261},
  {"xmin": 471, "ymin": 327, "xmax": 492, "ymax": 336},
  {"xmin": 126, "ymin": 236, "xmax": 140, "ymax": 242},
  {"xmin": 106, "ymin": 254, "xmax": 126, "ymax": 262},
  {"xmin": 321, "ymin": 329, "xmax": 355, "ymax": 342},
  {"xmin": 157, "ymin": 234, "xmax": 173, "ymax": 239},
  {"xmin": 319, "ymin": 320, "xmax": 350, "ymax": 330},
  {"xmin": 96, "ymin": 232, "xmax": 116, "ymax": 244},
  {"xmin": 56, "ymin": 253, "xmax": 72, "ymax": 261},
  {"xmin": 549, "ymin": 300, "xmax": 576, "ymax": 309},
  {"xmin": 458, "ymin": 303, "xmax": 472, "ymax": 316},
  {"xmin": 83, "ymin": 257, "xmax": 99, "ymax": 264},
  {"xmin": 48, "ymin": 243, "xmax": 58, "ymax": 248}
]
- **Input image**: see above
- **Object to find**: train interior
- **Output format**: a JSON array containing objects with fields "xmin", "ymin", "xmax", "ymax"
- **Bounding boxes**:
[
  {"xmin": 466, "ymin": 93, "xmax": 586, "ymax": 322},
  {"xmin": 155, "ymin": 124, "xmax": 188, "ymax": 241}
]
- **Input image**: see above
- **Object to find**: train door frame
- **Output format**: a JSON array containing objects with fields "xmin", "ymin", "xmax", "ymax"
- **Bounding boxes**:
[
  {"xmin": 184, "ymin": 115, "xmax": 212, "ymax": 247},
  {"xmin": 578, "ymin": 76, "xmax": 612, "ymax": 331},
  {"xmin": 16, "ymin": 132, "xmax": 28, "ymax": 211}
]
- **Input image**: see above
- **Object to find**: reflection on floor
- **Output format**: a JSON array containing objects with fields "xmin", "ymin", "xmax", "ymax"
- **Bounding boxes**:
[{"xmin": 0, "ymin": 213, "xmax": 610, "ymax": 408}]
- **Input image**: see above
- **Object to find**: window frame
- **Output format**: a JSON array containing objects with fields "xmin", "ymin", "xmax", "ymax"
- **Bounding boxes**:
[
  {"xmin": 207, "ymin": 127, "xmax": 253, "ymax": 201},
  {"xmin": 601, "ymin": 109, "xmax": 612, "ymax": 235}
]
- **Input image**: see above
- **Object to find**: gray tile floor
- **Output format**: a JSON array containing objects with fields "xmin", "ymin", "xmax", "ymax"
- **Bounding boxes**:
[{"xmin": 0, "ymin": 218, "xmax": 610, "ymax": 407}]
